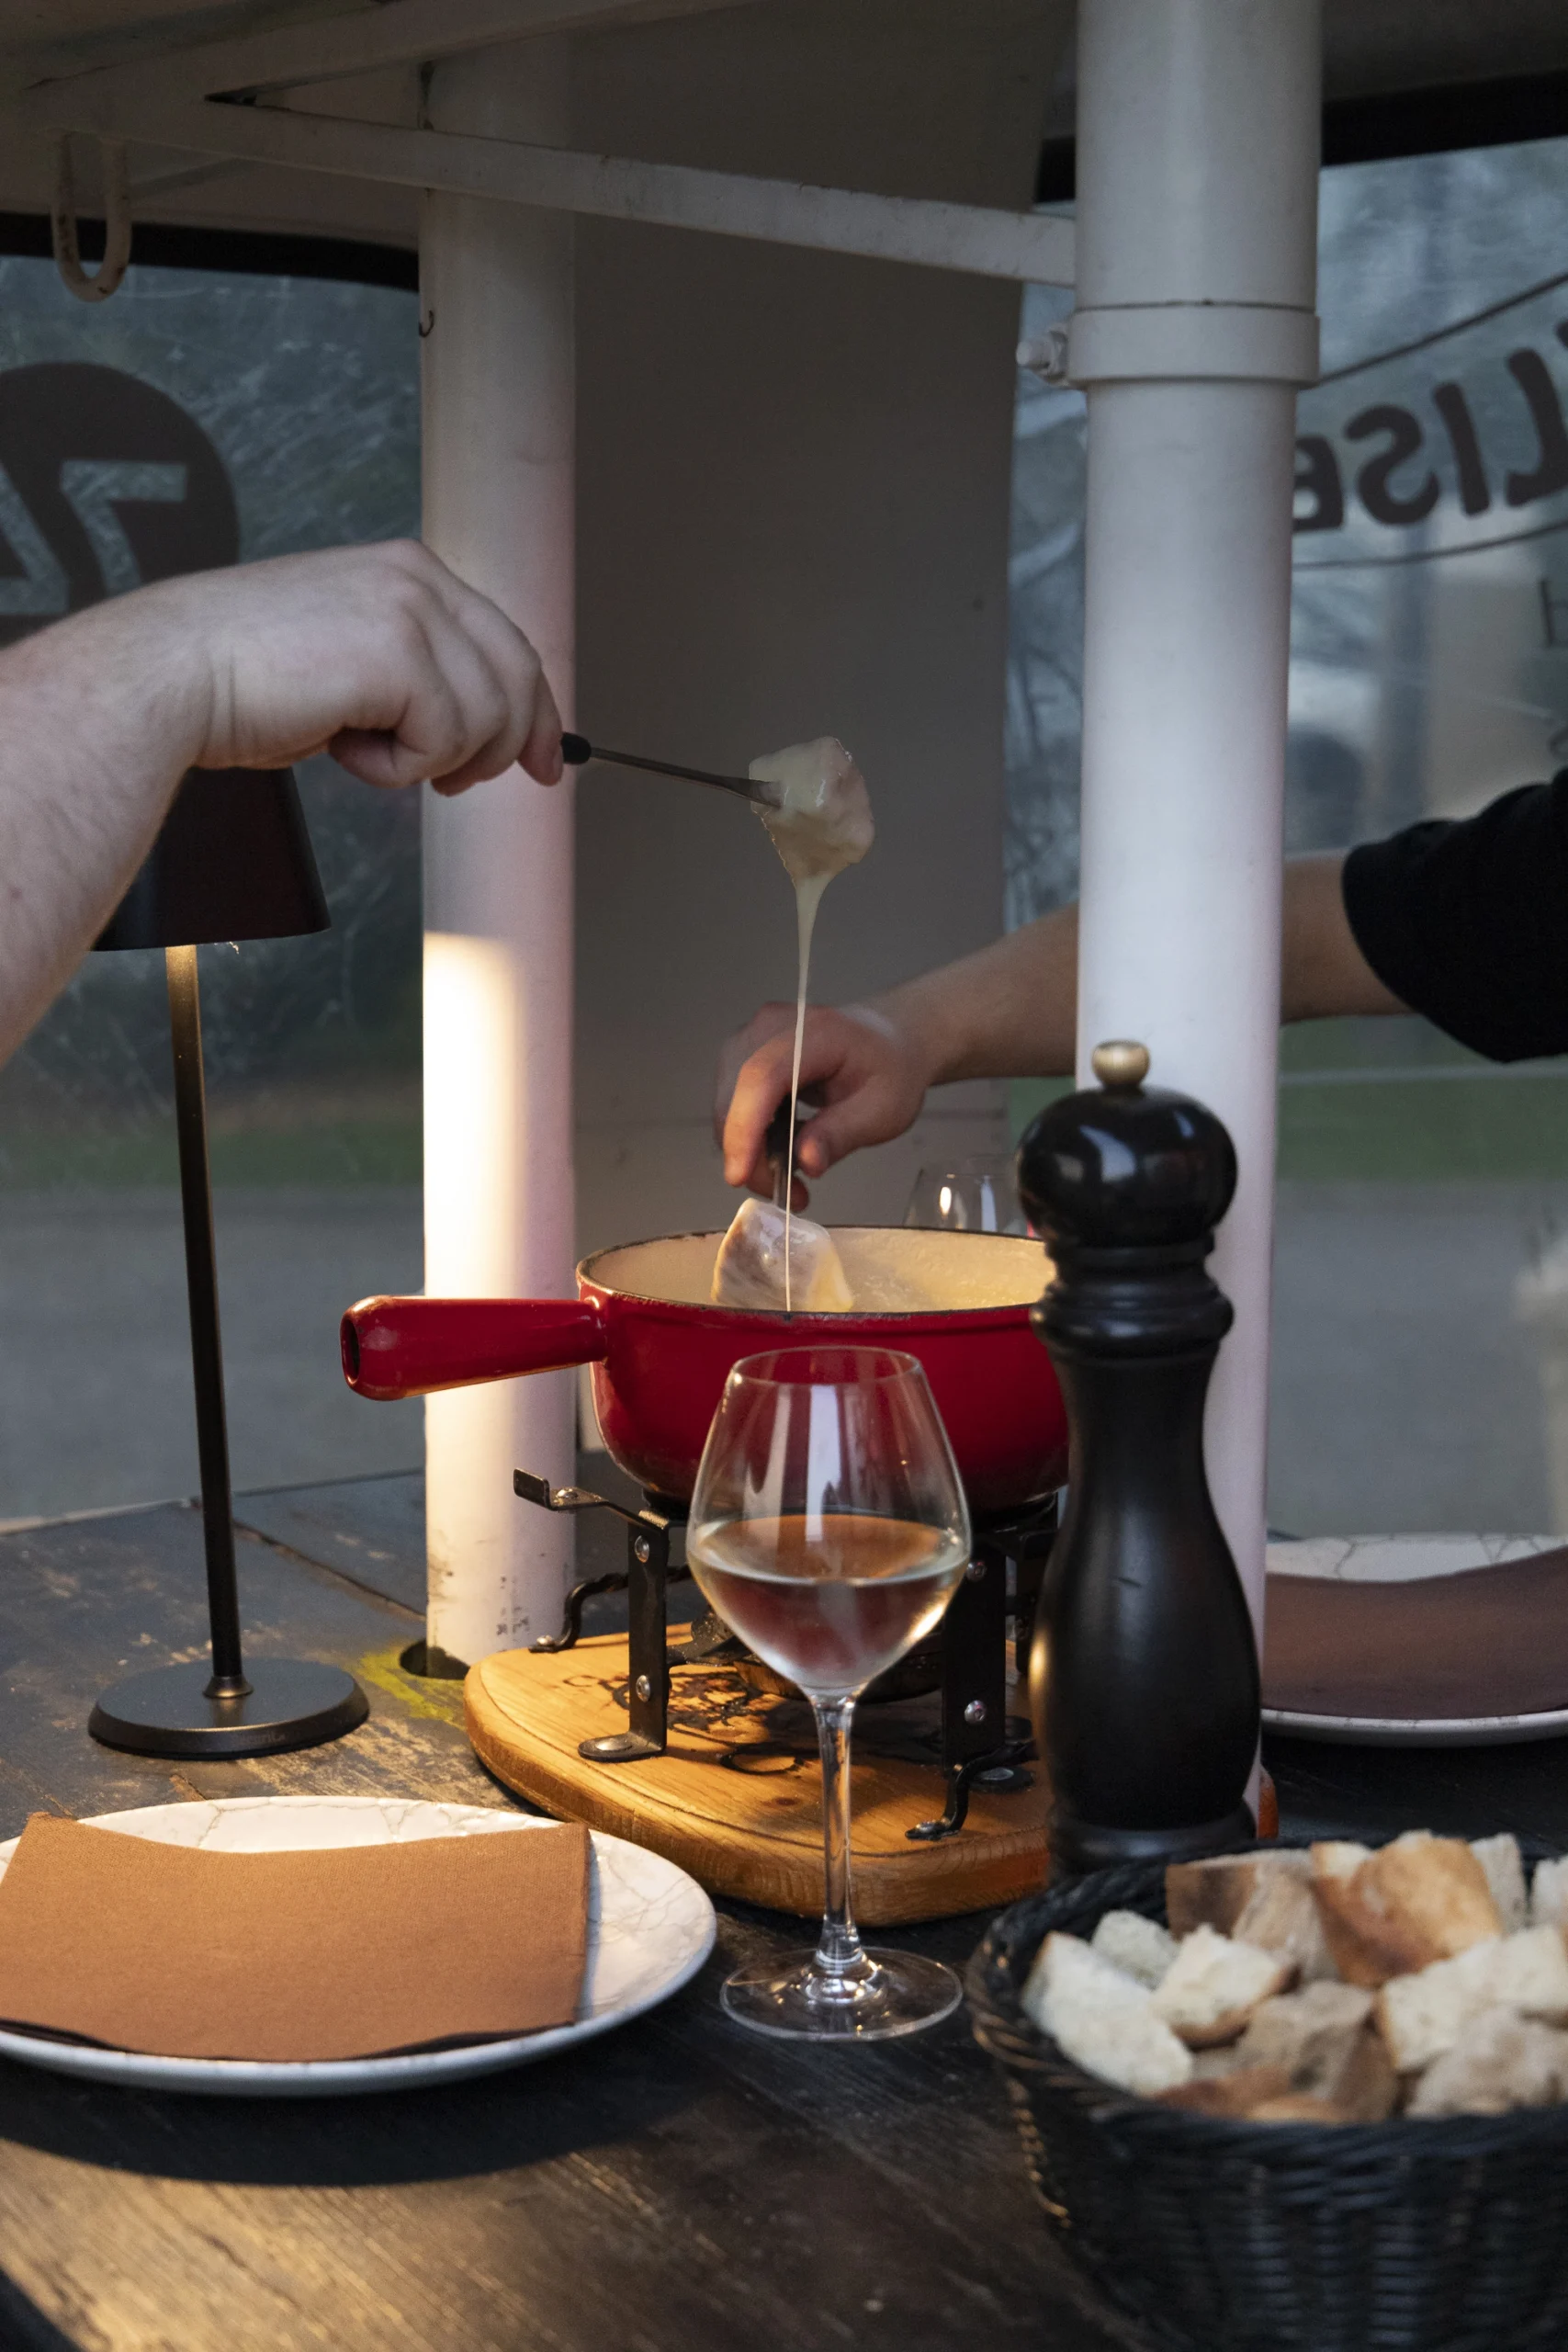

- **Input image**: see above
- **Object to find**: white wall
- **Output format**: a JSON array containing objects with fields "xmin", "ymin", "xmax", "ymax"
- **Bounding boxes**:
[{"xmin": 570, "ymin": 0, "xmax": 1066, "ymax": 1255}]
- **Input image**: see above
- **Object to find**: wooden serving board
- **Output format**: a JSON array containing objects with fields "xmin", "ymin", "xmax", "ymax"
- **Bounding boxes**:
[{"xmin": 466, "ymin": 1629, "xmax": 1050, "ymax": 1925}]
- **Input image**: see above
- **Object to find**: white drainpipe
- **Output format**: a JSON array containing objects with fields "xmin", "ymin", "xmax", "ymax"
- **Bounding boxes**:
[
  {"xmin": 419, "ymin": 40, "xmax": 578, "ymax": 1666},
  {"xmin": 1071, "ymin": 0, "xmax": 1321, "ymax": 1653}
]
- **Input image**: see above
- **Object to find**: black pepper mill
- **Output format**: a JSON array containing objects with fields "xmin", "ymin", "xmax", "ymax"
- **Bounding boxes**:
[{"xmin": 1018, "ymin": 1040, "xmax": 1259, "ymax": 1876}]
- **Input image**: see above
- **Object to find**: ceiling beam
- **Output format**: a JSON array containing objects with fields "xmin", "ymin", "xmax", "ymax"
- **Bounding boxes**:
[
  {"xmin": 18, "ymin": 86, "xmax": 1077, "ymax": 288},
  {"xmin": 16, "ymin": 0, "xmax": 755, "ymax": 110}
]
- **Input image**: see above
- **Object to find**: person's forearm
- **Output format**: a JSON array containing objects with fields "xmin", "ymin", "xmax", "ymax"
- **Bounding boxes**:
[
  {"xmin": 1280, "ymin": 852, "xmax": 1408, "ymax": 1021},
  {"xmin": 870, "ymin": 903, "xmax": 1080, "ymax": 1085},
  {"xmin": 0, "ymin": 591, "xmax": 211, "ymax": 1062},
  {"xmin": 863, "ymin": 854, "xmax": 1405, "ymax": 1091},
  {"xmin": 0, "ymin": 543, "xmax": 558, "ymax": 1069}
]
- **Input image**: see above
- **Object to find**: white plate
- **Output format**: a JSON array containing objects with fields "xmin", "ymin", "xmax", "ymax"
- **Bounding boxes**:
[
  {"xmin": 0, "ymin": 1796, "xmax": 716, "ymax": 2096},
  {"xmin": 1263, "ymin": 1534, "xmax": 1568, "ymax": 1747},
  {"xmin": 1261, "ymin": 1704, "xmax": 1568, "ymax": 1748}
]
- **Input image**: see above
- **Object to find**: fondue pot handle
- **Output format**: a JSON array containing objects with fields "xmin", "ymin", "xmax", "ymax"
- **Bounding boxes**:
[{"xmin": 340, "ymin": 1295, "xmax": 606, "ymax": 1400}]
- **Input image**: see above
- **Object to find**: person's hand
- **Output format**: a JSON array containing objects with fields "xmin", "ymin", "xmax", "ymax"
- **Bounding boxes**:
[
  {"xmin": 130, "ymin": 539, "xmax": 563, "ymax": 794},
  {"xmin": 715, "ymin": 1001, "xmax": 932, "ymax": 1204}
]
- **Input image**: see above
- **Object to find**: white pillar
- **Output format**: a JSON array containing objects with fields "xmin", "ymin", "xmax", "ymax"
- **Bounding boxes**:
[
  {"xmin": 1070, "ymin": 0, "xmax": 1321, "ymax": 1644},
  {"xmin": 419, "ymin": 40, "xmax": 576, "ymax": 1666}
]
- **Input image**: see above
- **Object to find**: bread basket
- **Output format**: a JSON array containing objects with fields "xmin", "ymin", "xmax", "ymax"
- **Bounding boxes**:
[{"xmin": 967, "ymin": 1840, "xmax": 1568, "ymax": 2352}]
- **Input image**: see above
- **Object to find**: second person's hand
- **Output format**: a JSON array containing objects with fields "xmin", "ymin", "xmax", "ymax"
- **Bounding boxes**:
[{"xmin": 715, "ymin": 1001, "xmax": 934, "ymax": 1204}]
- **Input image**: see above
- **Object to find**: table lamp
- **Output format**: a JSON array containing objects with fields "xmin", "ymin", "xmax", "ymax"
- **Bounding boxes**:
[{"xmin": 88, "ymin": 765, "xmax": 369, "ymax": 1757}]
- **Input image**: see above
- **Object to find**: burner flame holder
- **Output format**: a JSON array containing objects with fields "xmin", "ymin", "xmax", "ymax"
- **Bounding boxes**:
[{"xmin": 513, "ymin": 1470, "xmax": 1055, "ymax": 1840}]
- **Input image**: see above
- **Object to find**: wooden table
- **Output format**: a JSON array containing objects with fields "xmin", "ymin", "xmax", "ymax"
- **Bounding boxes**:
[{"xmin": 0, "ymin": 1476, "xmax": 1562, "ymax": 2352}]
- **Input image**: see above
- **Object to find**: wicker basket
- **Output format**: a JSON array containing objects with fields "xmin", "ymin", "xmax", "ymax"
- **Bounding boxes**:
[{"xmin": 967, "ymin": 1843, "xmax": 1568, "ymax": 2352}]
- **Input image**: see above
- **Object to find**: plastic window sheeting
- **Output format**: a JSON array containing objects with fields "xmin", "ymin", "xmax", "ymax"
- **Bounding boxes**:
[
  {"xmin": 1005, "ymin": 143, "xmax": 1568, "ymax": 1537},
  {"xmin": 0, "ymin": 258, "xmax": 426, "ymax": 1516}
]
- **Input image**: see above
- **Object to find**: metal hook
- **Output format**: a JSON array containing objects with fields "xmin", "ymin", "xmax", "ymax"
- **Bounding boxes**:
[{"xmin": 52, "ymin": 134, "xmax": 132, "ymax": 305}]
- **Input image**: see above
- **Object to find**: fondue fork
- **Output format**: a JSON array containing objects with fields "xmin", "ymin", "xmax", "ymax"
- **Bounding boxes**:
[{"xmin": 560, "ymin": 731, "xmax": 780, "ymax": 807}]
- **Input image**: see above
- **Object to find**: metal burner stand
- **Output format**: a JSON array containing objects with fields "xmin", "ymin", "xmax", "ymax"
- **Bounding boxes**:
[{"xmin": 513, "ymin": 1470, "xmax": 1055, "ymax": 1842}]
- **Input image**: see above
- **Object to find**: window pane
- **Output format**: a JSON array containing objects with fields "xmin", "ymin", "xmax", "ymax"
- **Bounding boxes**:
[
  {"xmin": 0, "ymin": 257, "xmax": 423, "ymax": 1517},
  {"xmin": 1006, "ymin": 139, "xmax": 1568, "ymax": 1532}
]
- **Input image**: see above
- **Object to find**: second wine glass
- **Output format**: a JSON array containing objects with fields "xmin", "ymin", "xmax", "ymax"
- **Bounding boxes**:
[
  {"xmin": 687, "ymin": 1345, "xmax": 972, "ymax": 2040},
  {"xmin": 904, "ymin": 1153, "xmax": 1028, "ymax": 1236}
]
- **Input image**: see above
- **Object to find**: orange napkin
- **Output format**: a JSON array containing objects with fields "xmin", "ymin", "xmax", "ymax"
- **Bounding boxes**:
[{"xmin": 0, "ymin": 1814, "xmax": 591, "ymax": 2062}]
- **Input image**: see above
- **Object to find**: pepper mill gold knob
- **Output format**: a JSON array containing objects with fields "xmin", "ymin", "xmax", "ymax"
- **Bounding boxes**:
[{"xmin": 1091, "ymin": 1039, "xmax": 1150, "ymax": 1091}]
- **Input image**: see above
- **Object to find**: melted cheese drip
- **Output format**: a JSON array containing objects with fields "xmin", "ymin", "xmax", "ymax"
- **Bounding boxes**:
[{"xmin": 746, "ymin": 737, "xmax": 874, "ymax": 1308}]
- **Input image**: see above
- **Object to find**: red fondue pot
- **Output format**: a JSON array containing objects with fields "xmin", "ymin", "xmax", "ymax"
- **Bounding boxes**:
[{"xmin": 342, "ymin": 1226, "xmax": 1066, "ymax": 1515}]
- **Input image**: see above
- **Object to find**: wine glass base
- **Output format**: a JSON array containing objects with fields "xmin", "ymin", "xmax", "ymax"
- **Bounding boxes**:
[{"xmin": 720, "ymin": 1948, "xmax": 963, "ymax": 2041}]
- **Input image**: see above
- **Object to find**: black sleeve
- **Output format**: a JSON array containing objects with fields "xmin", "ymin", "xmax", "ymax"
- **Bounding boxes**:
[{"xmin": 1341, "ymin": 772, "xmax": 1568, "ymax": 1062}]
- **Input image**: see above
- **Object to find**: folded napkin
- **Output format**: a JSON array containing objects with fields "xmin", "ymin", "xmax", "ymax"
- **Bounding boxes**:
[{"xmin": 0, "ymin": 1814, "xmax": 591, "ymax": 2063}]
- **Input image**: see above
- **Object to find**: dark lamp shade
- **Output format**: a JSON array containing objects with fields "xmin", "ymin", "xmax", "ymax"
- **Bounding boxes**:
[{"xmin": 95, "ymin": 767, "xmax": 330, "ymax": 952}]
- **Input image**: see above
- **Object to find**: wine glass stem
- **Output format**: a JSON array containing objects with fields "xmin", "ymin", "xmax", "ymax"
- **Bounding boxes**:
[{"xmin": 812, "ymin": 1695, "xmax": 869, "ymax": 1983}]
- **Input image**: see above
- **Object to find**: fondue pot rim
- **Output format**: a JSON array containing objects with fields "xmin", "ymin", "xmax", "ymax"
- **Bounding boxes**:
[{"xmin": 577, "ymin": 1224, "xmax": 1049, "ymax": 1324}]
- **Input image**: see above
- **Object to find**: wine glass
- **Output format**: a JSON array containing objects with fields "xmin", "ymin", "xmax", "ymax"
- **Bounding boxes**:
[
  {"xmin": 904, "ymin": 1153, "xmax": 1028, "ymax": 1235},
  {"xmin": 688, "ymin": 1346, "xmax": 972, "ymax": 2040}
]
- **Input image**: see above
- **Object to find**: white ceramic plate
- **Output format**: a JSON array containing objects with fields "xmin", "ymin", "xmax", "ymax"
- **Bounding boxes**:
[
  {"xmin": 1260, "ymin": 1704, "xmax": 1568, "ymax": 1748},
  {"xmin": 1263, "ymin": 1534, "xmax": 1568, "ymax": 1747},
  {"xmin": 0, "ymin": 1795, "xmax": 716, "ymax": 2097}
]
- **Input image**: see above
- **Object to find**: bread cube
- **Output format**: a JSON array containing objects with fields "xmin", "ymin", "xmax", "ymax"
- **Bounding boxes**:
[
  {"xmin": 709, "ymin": 1197, "xmax": 853, "ymax": 1314},
  {"xmin": 1376, "ymin": 1925, "xmax": 1568, "ymax": 2072},
  {"xmin": 1493, "ymin": 1922, "xmax": 1568, "ymax": 2019},
  {"xmin": 1021, "ymin": 1931, "xmax": 1193, "ymax": 2098},
  {"xmin": 1311, "ymin": 1831, "xmax": 1502, "ymax": 1987},
  {"xmin": 1247, "ymin": 2093, "xmax": 1358, "ymax": 2126},
  {"xmin": 1090, "ymin": 1909, "xmax": 1178, "ymax": 1990},
  {"xmin": 1233, "ymin": 1982, "xmax": 1396, "ymax": 2121},
  {"xmin": 1156, "ymin": 2065, "xmax": 1292, "ymax": 2117},
  {"xmin": 1149, "ymin": 1926, "xmax": 1294, "ymax": 2049},
  {"xmin": 1471, "ymin": 1833, "xmax": 1527, "ymax": 1932},
  {"xmin": 1530, "ymin": 1854, "xmax": 1568, "ymax": 1929},
  {"xmin": 1232, "ymin": 1871, "xmax": 1337, "ymax": 1984},
  {"xmin": 1166, "ymin": 1849, "xmax": 1312, "ymax": 1939},
  {"xmin": 1408, "ymin": 2007, "xmax": 1568, "ymax": 2118},
  {"xmin": 1313, "ymin": 1840, "xmax": 1372, "ymax": 1883}
]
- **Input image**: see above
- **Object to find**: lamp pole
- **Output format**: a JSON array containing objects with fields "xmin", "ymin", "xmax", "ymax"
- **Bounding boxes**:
[
  {"xmin": 164, "ymin": 942, "xmax": 248, "ymax": 1700},
  {"xmin": 88, "ymin": 768, "xmax": 369, "ymax": 1758}
]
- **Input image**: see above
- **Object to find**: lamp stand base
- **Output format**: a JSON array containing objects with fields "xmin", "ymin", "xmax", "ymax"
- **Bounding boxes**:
[{"xmin": 89, "ymin": 1660, "xmax": 368, "ymax": 1759}]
